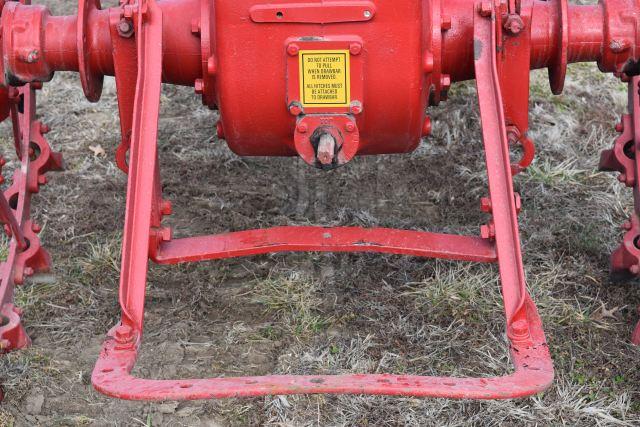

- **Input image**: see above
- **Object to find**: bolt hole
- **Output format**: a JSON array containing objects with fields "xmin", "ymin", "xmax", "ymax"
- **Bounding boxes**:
[
  {"xmin": 101, "ymin": 368, "xmax": 114, "ymax": 373},
  {"xmin": 276, "ymin": 11, "xmax": 283, "ymax": 19},
  {"xmin": 179, "ymin": 384, "xmax": 192, "ymax": 389},
  {"xmin": 29, "ymin": 142, "xmax": 41, "ymax": 162},
  {"xmin": 624, "ymin": 140, "xmax": 636, "ymax": 160},
  {"xmin": 8, "ymin": 193, "xmax": 18, "ymax": 210}
]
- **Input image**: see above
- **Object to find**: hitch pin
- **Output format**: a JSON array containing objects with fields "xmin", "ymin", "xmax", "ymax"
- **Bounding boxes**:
[{"xmin": 317, "ymin": 133, "xmax": 336, "ymax": 165}]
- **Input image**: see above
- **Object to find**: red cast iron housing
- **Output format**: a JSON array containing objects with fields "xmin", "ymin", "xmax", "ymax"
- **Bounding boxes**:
[{"xmin": 0, "ymin": 0, "xmax": 638, "ymax": 402}]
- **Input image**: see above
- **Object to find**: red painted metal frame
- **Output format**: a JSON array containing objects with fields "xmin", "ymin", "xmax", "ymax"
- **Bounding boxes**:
[
  {"xmin": 0, "ymin": 84, "xmax": 63, "ymax": 352},
  {"xmin": 90, "ymin": 0, "xmax": 554, "ymax": 401},
  {"xmin": 3, "ymin": 0, "xmax": 640, "ymax": 402},
  {"xmin": 600, "ymin": 75, "xmax": 640, "ymax": 344}
]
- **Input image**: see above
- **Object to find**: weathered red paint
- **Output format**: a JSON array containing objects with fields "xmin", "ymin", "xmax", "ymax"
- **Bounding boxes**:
[{"xmin": 0, "ymin": 0, "xmax": 640, "ymax": 402}]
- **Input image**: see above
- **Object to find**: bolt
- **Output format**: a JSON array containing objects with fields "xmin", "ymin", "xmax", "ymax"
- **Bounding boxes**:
[
  {"xmin": 13, "ymin": 306, "xmax": 23, "ymax": 316},
  {"xmin": 363, "ymin": 10, "xmax": 372, "ymax": 19},
  {"xmin": 287, "ymin": 43, "xmax": 300, "ymax": 56},
  {"xmin": 297, "ymin": 122, "xmax": 308, "ymax": 133},
  {"xmin": 216, "ymin": 121, "xmax": 225, "ymax": 139},
  {"xmin": 479, "ymin": 1, "xmax": 493, "ymax": 17},
  {"xmin": 25, "ymin": 50, "xmax": 39, "ymax": 63},
  {"xmin": 31, "ymin": 82, "xmax": 43, "ymax": 90},
  {"xmin": 440, "ymin": 74, "xmax": 451, "ymax": 89},
  {"xmin": 191, "ymin": 19, "xmax": 201, "ymax": 35},
  {"xmin": 514, "ymin": 193, "xmax": 522, "ymax": 214},
  {"xmin": 117, "ymin": 19, "xmax": 134, "ymax": 38},
  {"xmin": 610, "ymin": 39, "xmax": 631, "ymax": 54},
  {"xmin": 618, "ymin": 173, "xmax": 628, "ymax": 184},
  {"xmin": 422, "ymin": 116, "xmax": 432, "ymax": 137},
  {"xmin": 345, "ymin": 122, "xmax": 356, "ymax": 133},
  {"xmin": 194, "ymin": 79, "xmax": 204, "ymax": 95},
  {"xmin": 317, "ymin": 133, "xmax": 336, "ymax": 166},
  {"xmin": 509, "ymin": 319, "xmax": 530, "ymax": 341},
  {"xmin": 480, "ymin": 223, "xmax": 496, "ymax": 240},
  {"xmin": 123, "ymin": 4, "xmax": 135, "ymax": 19},
  {"xmin": 616, "ymin": 121, "xmax": 624, "ymax": 133},
  {"xmin": 349, "ymin": 43, "xmax": 362, "ymax": 55},
  {"xmin": 631, "ymin": 264, "xmax": 640, "ymax": 275},
  {"xmin": 31, "ymin": 222, "xmax": 41, "ymax": 233},
  {"xmin": 623, "ymin": 220, "xmax": 633, "ymax": 231},
  {"xmin": 441, "ymin": 15, "xmax": 452, "ymax": 31},
  {"xmin": 288, "ymin": 102, "xmax": 303, "ymax": 116},
  {"xmin": 423, "ymin": 51, "xmax": 434, "ymax": 74},
  {"xmin": 160, "ymin": 200, "xmax": 172, "ymax": 216},
  {"xmin": 350, "ymin": 101, "xmax": 363, "ymax": 115},
  {"xmin": 40, "ymin": 123, "xmax": 50, "ymax": 134},
  {"xmin": 504, "ymin": 14, "xmax": 524, "ymax": 35},
  {"xmin": 23, "ymin": 267, "xmax": 34, "ymax": 277},
  {"xmin": 38, "ymin": 175, "xmax": 47, "ymax": 185},
  {"xmin": 480, "ymin": 197, "xmax": 492, "ymax": 213},
  {"xmin": 207, "ymin": 56, "xmax": 217, "ymax": 75},
  {"xmin": 115, "ymin": 324, "xmax": 134, "ymax": 344}
]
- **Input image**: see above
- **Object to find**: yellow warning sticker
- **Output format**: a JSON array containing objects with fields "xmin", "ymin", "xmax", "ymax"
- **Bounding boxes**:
[{"xmin": 299, "ymin": 50, "xmax": 350, "ymax": 107}]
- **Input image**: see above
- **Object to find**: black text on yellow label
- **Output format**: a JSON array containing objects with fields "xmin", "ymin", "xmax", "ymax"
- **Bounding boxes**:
[{"xmin": 299, "ymin": 50, "xmax": 351, "ymax": 107}]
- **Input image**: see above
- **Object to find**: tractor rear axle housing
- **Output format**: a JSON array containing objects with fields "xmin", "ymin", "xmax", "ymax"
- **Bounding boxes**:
[{"xmin": 0, "ymin": 0, "xmax": 638, "ymax": 401}]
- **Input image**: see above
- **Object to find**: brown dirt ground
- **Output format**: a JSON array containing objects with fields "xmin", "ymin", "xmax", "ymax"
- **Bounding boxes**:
[{"xmin": 1, "ymin": 0, "xmax": 640, "ymax": 425}]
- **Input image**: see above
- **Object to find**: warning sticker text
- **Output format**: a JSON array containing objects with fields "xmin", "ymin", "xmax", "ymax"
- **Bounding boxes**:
[{"xmin": 299, "ymin": 50, "xmax": 350, "ymax": 107}]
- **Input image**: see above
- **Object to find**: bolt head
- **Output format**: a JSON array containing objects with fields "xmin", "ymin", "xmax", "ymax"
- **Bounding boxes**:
[
  {"xmin": 631, "ymin": 264, "xmax": 640, "ymax": 275},
  {"xmin": 160, "ymin": 200, "xmax": 172, "ymax": 216},
  {"xmin": 616, "ymin": 122, "xmax": 624, "ymax": 133},
  {"xmin": 441, "ymin": 15, "xmax": 452, "ymax": 31},
  {"xmin": 350, "ymin": 101, "xmax": 363, "ymax": 115},
  {"xmin": 287, "ymin": 44, "xmax": 300, "ymax": 56},
  {"xmin": 289, "ymin": 102, "xmax": 303, "ymax": 116},
  {"xmin": 423, "ymin": 51, "xmax": 434, "ymax": 74},
  {"xmin": 194, "ymin": 79, "xmax": 204, "ymax": 94},
  {"xmin": 480, "ymin": 197, "xmax": 492, "ymax": 213},
  {"xmin": 115, "ymin": 325, "xmax": 133, "ymax": 343},
  {"xmin": 509, "ymin": 320, "xmax": 530, "ymax": 341},
  {"xmin": 345, "ymin": 122, "xmax": 356, "ymax": 133},
  {"xmin": 504, "ymin": 15, "xmax": 524, "ymax": 35},
  {"xmin": 297, "ymin": 122, "xmax": 308, "ymax": 133},
  {"xmin": 191, "ymin": 19, "xmax": 201, "ymax": 35},
  {"xmin": 349, "ymin": 43, "xmax": 362, "ymax": 55},
  {"xmin": 123, "ymin": 4, "xmax": 135, "ymax": 19},
  {"xmin": 422, "ymin": 116, "xmax": 432, "ymax": 137},
  {"xmin": 207, "ymin": 56, "xmax": 217, "ymax": 75},
  {"xmin": 216, "ymin": 121, "xmax": 225, "ymax": 139},
  {"xmin": 479, "ymin": 1, "xmax": 493, "ymax": 17}
]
